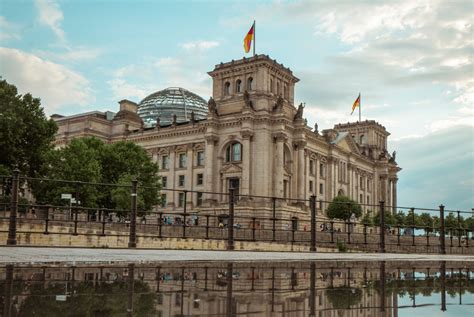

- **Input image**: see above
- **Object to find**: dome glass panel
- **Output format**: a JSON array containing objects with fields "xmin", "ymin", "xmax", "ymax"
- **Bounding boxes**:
[{"xmin": 137, "ymin": 87, "xmax": 208, "ymax": 127}]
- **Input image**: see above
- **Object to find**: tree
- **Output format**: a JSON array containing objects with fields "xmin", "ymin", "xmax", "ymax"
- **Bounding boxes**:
[
  {"xmin": 0, "ymin": 79, "xmax": 57, "ymax": 177},
  {"xmin": 419, "ymin": 212, "xmax": 435, "ymax": 234},
  {"xmin": 326, "ymin": 195, "xmax": 362, "ymax": 221},
  {"xmin": 31, "ymin": 137, "xmax": 160, "ymax": 212}
]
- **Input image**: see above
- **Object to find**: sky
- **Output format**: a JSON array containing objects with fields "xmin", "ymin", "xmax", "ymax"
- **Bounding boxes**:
[{"xmin": 0, "ymin": 0, "xmax": 473, "ymax": 211}]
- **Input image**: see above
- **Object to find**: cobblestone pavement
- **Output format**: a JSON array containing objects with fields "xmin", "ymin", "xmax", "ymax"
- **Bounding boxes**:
[{"xmin": 1, "ymin": 247, "xmax": 473, "ymax": 264}]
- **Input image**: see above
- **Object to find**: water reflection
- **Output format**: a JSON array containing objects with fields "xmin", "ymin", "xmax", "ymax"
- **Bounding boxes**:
[{"xmin": 1, "ymin": 260, "xmax": 473, "ymax": 316}]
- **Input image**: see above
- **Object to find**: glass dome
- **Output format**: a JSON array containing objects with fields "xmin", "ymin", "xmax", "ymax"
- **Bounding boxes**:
[{"xmin": 137, "ymin": 87, "xmax": 208, "ymax": 127}]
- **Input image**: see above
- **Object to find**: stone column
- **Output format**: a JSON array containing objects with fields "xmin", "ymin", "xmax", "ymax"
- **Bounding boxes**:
[
  {"xmin": 295, "ymin": 141, "xmax": 306, "ymax": 201},
  {"xmin": 241, "ymin": 131, "xmax": 253, "ymax": 197},
  {"xmin": 186, "ymin": 144, "xmax": 193, "ymax": 206},
  {"xmin": 392, "ymin": 178, "xmax": 398, "ymax": 214},
  {"xmin": 273, "ymin": 133, "xmax": 286, "ymax": 198},
  {"xmin": 326, "ymin": 157, "xmax": 333, "ymax": 200},
  {"xmin": 167, "ymin": 147, "xmax": 176, "ymax": 207},
  {"xmin": 204, "ymin": 136, "xmax": 218, "ymax": 204}
]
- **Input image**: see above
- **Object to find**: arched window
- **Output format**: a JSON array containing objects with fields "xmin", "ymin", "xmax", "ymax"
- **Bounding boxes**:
[
  {"xmin": 359, "ymin": 134, "xmax": 364, "ymax": 144},
  {"xmin": 224, "ymin": 82, "xmax": 230, "ymax": 96},
  {"xmin": 247, "ymin": 77, "xmax": 253, "ymax": 91},
  {"xmin": 225, "ymin": 142, "xmax": 242, "ymax": 162},
  {"xmin": 236, "ymin": 79, "xmax": 242, "ymax": 93}
]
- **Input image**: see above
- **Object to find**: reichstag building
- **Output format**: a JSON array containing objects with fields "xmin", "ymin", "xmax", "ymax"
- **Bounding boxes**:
[{"xmin": 53, "ymin": 55, "xmax": 400, "ymax": 223}]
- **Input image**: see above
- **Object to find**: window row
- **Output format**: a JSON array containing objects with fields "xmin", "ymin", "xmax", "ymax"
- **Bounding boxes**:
[
  {"xmin": 160, "ymin": 151, "xmax": 205, "ymax": 169},
  {"xmin": 269, "ymin": 78, "xmax": 289, "ymax": 99},
  {"xmin": 224, "ymin": 77, "xmax": 253, "ymax": 96},
  {"xmin": 161, "ymin": 174, "xmax": 204, "ymax": 188},
  {"xmin": 160, "ymin": 192, "xmax": 203, "ymax": 208},
  {"xmin": 308, "ymin": 159, "xmax": 326, "ymax": 178}
]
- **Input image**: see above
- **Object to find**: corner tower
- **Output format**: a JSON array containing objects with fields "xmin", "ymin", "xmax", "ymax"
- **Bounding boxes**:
[{"xmin": 207, "ymin": 55, "xmax": 299, "ymax": 116}]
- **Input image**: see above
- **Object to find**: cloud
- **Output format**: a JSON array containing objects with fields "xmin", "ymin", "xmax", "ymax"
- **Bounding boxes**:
[
  {"xmin": 34, "ymin": 47, "xmax": 103, "ymax": 62},
  {"xmin": 0, "ymin": 47, "xmax": 93, "ymax": 114},
  {"xmin": 0, "ymin": 16, "xmax": 20, "ymax": 41},
  {"xmin": 108, "ymin": 54, "xmax": 212, "ymax": 102},
  {"xmin": 181, "ymin": 40, "xmax": 220, "ymax": 51},
  {"xmin": 34, "ymin": 0, "xmax": 65, "ymax": 41},
  {"xmin": 391, "ymin": 125, "xmax": 474, "ymax": 210}
]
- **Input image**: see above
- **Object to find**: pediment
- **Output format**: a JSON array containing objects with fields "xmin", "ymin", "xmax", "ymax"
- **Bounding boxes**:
[
  {"xmin": 220, "ymin": 163, "xmax": 243, "ymax": 174},
  {"xmin": 333, "ymin": 133, "xmax": 360, "ymax": 155}
]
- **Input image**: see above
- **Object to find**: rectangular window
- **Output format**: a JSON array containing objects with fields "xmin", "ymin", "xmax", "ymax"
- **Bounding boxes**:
[
  {"xmin": 179, "ymin": 153, "xmax": 187, "ymax": 168},
  {"xmin": 367, "ymin": 179, "xmax": 370, "ymax": 191},
  {"xmin": 197, "ymin": 151, "xmax": 205, "ymax": 166},
  {"xmin": 196, "ymin": 192, "xmax": 203, "ymax": 207},
  {"xmin": 160, "ymin": 194, "xmax": 167, "ymax": 208},
  {"xmin": 179, "ymin": 175, "xmax": 185, "ymax": 187},
  {"xmin": 319, "ymin": 163, "xmax": 324, "ymax": 177},
  {"xmin": 196, "ymin": 173, "xmax": 203, "ymax": 185},
  {"xmin": 178, "ymin": 192, "xmax": 185, "ymax": 207},
  {"xmin": 319, "ymin": 183, "xmax": 323, "ymax": 195},
  {"xmin": 228, "ymin": 178, "xmax": 240, "ymax": 198},
  {"xmin": 309, "ymin": 180, "xmax": 313, "ymax": 192},
  {"xmin": 175, "ymin": 293, "xmax": 181, "ymax": 306},
  {"xmin": 360, "ymin": 176, "xmax": 364, "ymax": 189},
  {"xmin": 157, "ymin": 294, "xmax": 163, "ymax": 305},
  {"xmin": 161, "ymin": 176, "xmax": 167, "ymax": 188},
  {"xmin": 161, "ymin": 155, "xmax": 169, "ymax": 170},
  {"xmin": 360, "ymin": 194, "xmax": 363, "ymax": 203},
  {"xmin": 309, "ymin": 160, "xmax": 314, "ymax": 175},
  {"xmin": 283, "ymin": 180, "xmax": 288, "ymax": 199},
  {"xmin": 367, "ymin": 195, "xmax": 370, "ymax": 205}
]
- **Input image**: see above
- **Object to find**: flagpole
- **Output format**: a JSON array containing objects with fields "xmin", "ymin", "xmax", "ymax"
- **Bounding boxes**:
[{"xmin": 253, "ymin": 20, "xmax": 256, "ymax": 56}]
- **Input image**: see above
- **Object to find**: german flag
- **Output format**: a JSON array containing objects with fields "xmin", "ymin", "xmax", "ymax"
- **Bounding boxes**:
[
  {"xmin": 243, "ymin": 22, "xmax": 255, "ymax": 53},
  {"xmin": 351, "ymin": 93, "xmax": 360, "ymax": 115}
]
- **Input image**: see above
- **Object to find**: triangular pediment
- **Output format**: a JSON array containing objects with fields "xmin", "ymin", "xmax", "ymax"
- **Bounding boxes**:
[
  {"xmin": 220, "ymin": 163, "xmax": 243, "ymax": 174},
  {"xmin": 333, "ymin": 132, "xmax": 360, "ymax": 155}
]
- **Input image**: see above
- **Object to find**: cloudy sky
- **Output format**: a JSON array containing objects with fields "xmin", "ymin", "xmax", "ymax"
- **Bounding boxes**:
[{"xmin": 1, "ymin": 0, "xmax": 472, "ymax": 210}]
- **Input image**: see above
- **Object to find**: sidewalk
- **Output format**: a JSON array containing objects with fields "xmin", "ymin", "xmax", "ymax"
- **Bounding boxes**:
[{"xmin": 1, "ymin": 247, "xmax": 473, "ymax": 264}]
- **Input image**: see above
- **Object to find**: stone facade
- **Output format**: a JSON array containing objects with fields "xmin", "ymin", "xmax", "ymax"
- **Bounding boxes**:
[{"xmin": 53, "ymin": 55, "xmax": 401, "ymax": 222}]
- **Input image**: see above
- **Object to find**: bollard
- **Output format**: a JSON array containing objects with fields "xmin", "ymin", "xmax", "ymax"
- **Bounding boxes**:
[
  {"xmin": 7, "ymin": 169, "xmax": 19, "ymax": 245},
  {"xmin": 310, "ymin": 195, "xmax": 317, "ymax": 252},
  {"xmin": 379, "ymin": 201, "xmax": 385, "ymax": 253},
  {"xmin": 227, "ymin": 189, "xmax": 235, "ymax": 250},
  {"xmin": 439, "ymin": 205, "xmax": 446, "ymax": 255},
  {"xmin": 128, "ymin": 179, "xmax": 137, "ymax": 248}
]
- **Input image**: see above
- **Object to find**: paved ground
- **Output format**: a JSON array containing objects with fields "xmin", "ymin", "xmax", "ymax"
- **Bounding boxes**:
[{"xmin": 1, "ymin": 247, "xmax": 473, "ymax": 264}]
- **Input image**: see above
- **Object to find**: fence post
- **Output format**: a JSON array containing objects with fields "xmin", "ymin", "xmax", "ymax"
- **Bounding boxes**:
[
  {"xmin": 457, "ymin": 210, "xmax": 461, "ymax": 248},
  {"xmin": 439, "ymin": 204, "xmax": 446, "ymax": 255},
  {"xmin": 272, "ymin": 197, "xmax": 276, "ymax": 242},
  {"xmin": 182, "ymin": 190, "xmax": 187, "ymax": 238},
  {"xmin": 205, "ymin": 215, "xmax": 210, "ymax": 240},
  {"xmin": 7, "ymin": 169, "xmax": 19, "ymax": 245},
  {"xmin": 379, "ymin": 201, "xmax": 385, "ymax": 253},
  {"xmin": 310, "ymin": 195, "xmax": 317, "ymax": 252},
  {"xmin": 227, "ymin": 188, "xmax": 235, "ymax": 250},
  {"xmin": 43, "ymin": 206, "xmax": 49, "ymax": 234},
  {"xmin": 158, "ymin": 212, "xmax": 163, "ymax": 238},
  {"xmin": 128, "ymin": 179, "xmax": 137, "ymax": 248},
  {"xmin": 101, "ymin": 211, "xmax": 106, "ymax": 236}
]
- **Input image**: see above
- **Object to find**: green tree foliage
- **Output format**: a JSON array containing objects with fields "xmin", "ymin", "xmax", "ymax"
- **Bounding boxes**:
[
  {"xmin": 326, "ymin": 195, "xmax": 362, "ymax": 221},
  {"xmin": 326, "ymin": 286, "xmax": 363, "ymax": 309},
  {"xmin": 15, "ymin": 279, "xmax": 156, "ymax": 316},
  {"xmin": 32, "ymin": 137, "xmax": 160, "ymax": 213},
  {"xmin": 419, "ymin": 212, "xmax": 435, "ymax": 233},
  {"xmin": 0, "ymin": 79, "xmax": 57, "ymax": 177}
]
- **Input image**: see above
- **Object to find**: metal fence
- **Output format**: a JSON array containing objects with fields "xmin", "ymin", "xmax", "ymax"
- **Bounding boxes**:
[{"xmin": 1, "ymin": 170, "xmax": 473, "ymax": 254}]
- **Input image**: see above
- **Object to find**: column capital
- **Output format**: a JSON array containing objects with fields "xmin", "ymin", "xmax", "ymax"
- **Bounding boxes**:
[
  {"xmin": 241, "ymin": 130, "xmax": 254, "ymax": 140},
  {"xmin": 205, "ymin": 135, "xmax": 219, "ymax": 144},
  {"xmin": 293, "ymin": 140, "xmax": 307, "ymax": 149},
  {"xmin": 272, "ymin": 132, "xmax": 288, "ymax": 142}
]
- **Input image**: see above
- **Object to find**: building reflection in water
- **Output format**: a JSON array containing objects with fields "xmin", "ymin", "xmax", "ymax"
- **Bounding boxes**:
[{"xmin": 1, "ymin": 260, "xmax": 473, "ymax": 316}]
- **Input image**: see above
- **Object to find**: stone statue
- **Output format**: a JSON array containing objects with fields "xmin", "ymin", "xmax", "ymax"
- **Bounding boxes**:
[
  {"xmin": 314, "ymin": 123, "xmax": 318, "ymax": 134},
  {"xmin": 392, "ymin": 151, "xmax": 396, "ymax": 160},
  {"xmin": 207, "ymin": 97, "xmax": 218, "ymax": 116},
  {"xmin": 243, "ymin": 90, "xmax": 255, "ymax": 111},
  {"xmin": 190, "ymin": 111, "xmax": 195, "ymax": 123},
  {"xmin": 273, "ymin": 96, "xmax": 284, "ymax": 112},
  {"xmin": 294, "ymin": 103, "xmax": 305, "ymax": 120}
]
